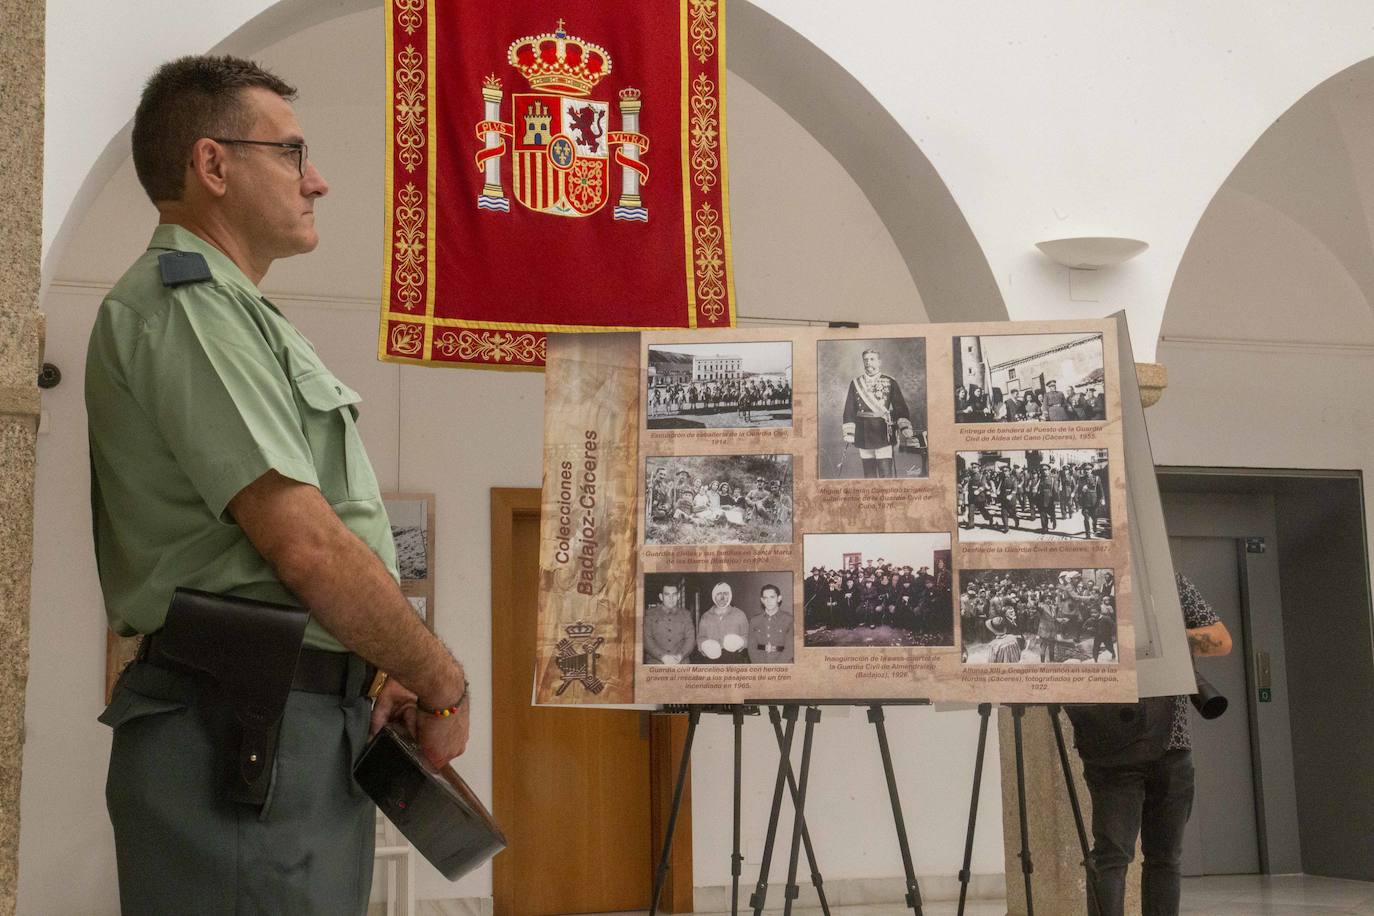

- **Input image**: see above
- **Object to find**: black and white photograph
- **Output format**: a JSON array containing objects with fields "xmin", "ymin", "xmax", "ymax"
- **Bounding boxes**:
[
  {"xmin": 645, "ymin": 454, "xmax": 794, "ymax": 546},
  {"xmin": 802, "ymin": 532, "xmax": 954, "ymax": 647},
  {"xmin": 816, "ymin": 337, "xmax": 929, "ymax": 479},
  {"xmin": 958, "ymin": 568, "xmax": 1117, "ymax": 665},
  {"xmin": 647, "ymin": 341, "xmax": 793, "ymax": 429},
  {"xmin": 953, "ymin": 332, "xmax": 1106, "ymax": 424},
  {"xmin": 956, "ymin": 449, "xmax": 1112, "ymax": 541},
  {"xmin": 383, "ymin": 495, "xmax": 431, "ymax": 581},
  {"xmin": 643, "ymin": 571, "xmax": 795, "ymax": 665}
]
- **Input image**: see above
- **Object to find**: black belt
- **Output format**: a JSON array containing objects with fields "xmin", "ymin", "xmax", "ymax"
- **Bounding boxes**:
[{"xmin": 140, "ymin": 632, "xmax": 375, "ymax": 697}]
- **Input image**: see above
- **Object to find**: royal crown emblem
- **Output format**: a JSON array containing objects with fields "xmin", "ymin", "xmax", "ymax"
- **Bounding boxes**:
[{"xmin": 474, "ymin": 21, "xmax": 650, "ymax": 221}]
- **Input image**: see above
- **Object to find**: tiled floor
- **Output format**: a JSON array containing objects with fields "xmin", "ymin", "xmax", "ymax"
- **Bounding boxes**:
[{"xmin": 571, "ymin": 874, "xmax": 1374, "ymax": 915}]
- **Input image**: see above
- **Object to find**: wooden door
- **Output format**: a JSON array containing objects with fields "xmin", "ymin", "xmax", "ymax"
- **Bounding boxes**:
[{"xmin": 492, "ymin": 489, "xmax": 689, "ymax": 914}]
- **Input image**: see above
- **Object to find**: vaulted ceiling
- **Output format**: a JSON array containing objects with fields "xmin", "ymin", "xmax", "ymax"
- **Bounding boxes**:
[{"xmin": 1164, "ymin": 58, "xmax": 1374, "ymax": 347}]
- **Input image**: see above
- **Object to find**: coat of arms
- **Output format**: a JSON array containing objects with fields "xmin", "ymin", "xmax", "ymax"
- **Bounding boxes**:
[{"xmin": 475, "ymin": 21, "xmax": 650, "ymax": 221}]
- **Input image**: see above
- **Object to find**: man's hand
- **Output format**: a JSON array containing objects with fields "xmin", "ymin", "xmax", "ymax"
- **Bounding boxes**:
[
  {"xmin": 370, "ymin": 677, "xmax": 418, "ymax": 739},
  {"xmin": 416, "ymin": 697, "xmax": 470, "ymax": 769}
]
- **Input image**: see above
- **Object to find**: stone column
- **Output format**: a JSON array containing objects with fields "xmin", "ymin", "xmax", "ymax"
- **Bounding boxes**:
[
  {"xmin": 998, "ymin": 363, "xmax": 1165, "ymax": 916},
  {"xmin": 998, "ymin": 706, "xmax": 1143, "ymax": 916},
  {"xmin": 0, "ymin": 0, "xmax": 45, "ymax": 912}
]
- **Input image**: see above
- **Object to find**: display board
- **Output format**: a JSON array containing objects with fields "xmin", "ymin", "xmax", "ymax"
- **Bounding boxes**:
[{"xmin": 536, "ymin": 320, "xmax": 1141, "ymax": 704}]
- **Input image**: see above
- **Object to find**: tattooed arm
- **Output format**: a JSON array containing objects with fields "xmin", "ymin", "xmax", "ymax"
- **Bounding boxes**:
[{"xmin": 1187, "ymin": 621, "xmax": 1232, "ymax": 657}]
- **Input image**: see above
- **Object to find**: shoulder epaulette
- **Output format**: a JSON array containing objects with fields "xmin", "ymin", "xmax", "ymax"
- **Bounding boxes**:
[{"xmin": 158, "ymin": 251, "xmax": 213, "ymax": 287}]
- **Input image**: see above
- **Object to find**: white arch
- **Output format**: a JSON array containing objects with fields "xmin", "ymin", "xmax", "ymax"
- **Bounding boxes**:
[{"xmin": 1163, "ymin": 55, "xmax": 1374, "ymax": 343}]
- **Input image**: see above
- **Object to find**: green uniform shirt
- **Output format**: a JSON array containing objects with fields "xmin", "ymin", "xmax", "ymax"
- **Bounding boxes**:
[{"xmin": 86, "ymin": 224, "xmax": 398, "ymax": 651}]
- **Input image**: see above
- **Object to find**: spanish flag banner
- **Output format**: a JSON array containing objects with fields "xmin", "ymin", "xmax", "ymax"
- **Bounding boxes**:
[{"xmin": 380, "ymin": 0, "xmax": 735, "ymax": 370}]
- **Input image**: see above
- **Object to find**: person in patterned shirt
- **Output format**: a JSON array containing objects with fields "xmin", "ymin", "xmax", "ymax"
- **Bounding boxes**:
[{"xmin": 1078, "ymin": 572, "xmax": 1231, "ymax": 916}]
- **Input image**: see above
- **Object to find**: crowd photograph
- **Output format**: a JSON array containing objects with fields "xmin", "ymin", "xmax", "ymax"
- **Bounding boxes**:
[
  {"xmin": 816, "ymin": 337, "xmax": 929, "ymax": 479},
  {"xmin": 644, "ymin": 454, "xmax": 794, "ymax": 546},
  {"xmin": 642, "ymin": 571, "xmax": 795, "ymax": 665},
  {"xmin": 953, "ymin": 332, "xmax": 1107, "ymax": 424},
  {"xmin": 959, "ymin": 568, "xmax": 1118, "ymax": 664},
  {"xmin": 957, "ymin": 449, "xmax": 1112, "ymax": 541},
  {"xmin": 802, "ymin": 532, "xmax": 954, "ymax": 647},
  {"xmin": 647, "ymin": 341, "xmax": 793, "ymax": 430}
]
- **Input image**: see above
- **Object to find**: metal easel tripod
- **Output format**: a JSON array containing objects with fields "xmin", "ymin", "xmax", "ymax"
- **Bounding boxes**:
[{"xmin": 747, "ymin": 701, "xmax": 927, "ymax": 916}]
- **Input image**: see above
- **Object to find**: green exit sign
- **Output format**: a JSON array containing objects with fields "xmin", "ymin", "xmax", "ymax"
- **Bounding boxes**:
[{"xmin": 1258, "ymin": 687, "xmax": 1272, "ymax": 703}]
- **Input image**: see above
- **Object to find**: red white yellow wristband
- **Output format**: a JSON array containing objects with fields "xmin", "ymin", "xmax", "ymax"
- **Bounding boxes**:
[{"xmin": 418, "ymin": 680, "xmax": 469, "ymax": 717}]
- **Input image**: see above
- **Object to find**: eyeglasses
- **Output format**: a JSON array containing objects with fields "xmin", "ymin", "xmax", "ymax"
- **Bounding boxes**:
[{"xmin": 209, "ymin": 138, "xmax": 309, "ymax": 178}]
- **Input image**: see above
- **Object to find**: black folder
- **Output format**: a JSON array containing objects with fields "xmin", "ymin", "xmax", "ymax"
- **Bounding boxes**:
[{"xmin": 353, "ymin": 724, "xmax": 507, "ymax": 881}]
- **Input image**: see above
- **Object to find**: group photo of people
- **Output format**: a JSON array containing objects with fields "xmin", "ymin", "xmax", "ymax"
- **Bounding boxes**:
[
  {"xmin": 644, "ymin": 454, "xmax": 794, "ymax": 546},
  {"xmin": 802, "ymin": 533, "xmax": 954, "ymax": 647},
  {"xmin": 957, "ymin": 449, "xmax": 1112, "ymax": 541},
  {"xmin": 642, "ymin": 572, "xmax": 795, "ymax": 665},
  {"xmin": 816, "ymin": 337, "xmax": 929, "ymax": 479},
  {"xmin": 646, "ymin": 341, "xmax": 793, "ymax": 430},
  {"xmin": 959, "ymin": 568, "xmax": 1118, "ymax": 664},
  {"xmin": 953, "ymin": 332, "xmax": 1108, "ymax": 424}
]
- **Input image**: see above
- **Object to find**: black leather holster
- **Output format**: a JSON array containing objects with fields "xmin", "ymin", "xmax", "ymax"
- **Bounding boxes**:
[{"xmin": 144, "ymin": 588, "xmax": 310, "ymax": 806}]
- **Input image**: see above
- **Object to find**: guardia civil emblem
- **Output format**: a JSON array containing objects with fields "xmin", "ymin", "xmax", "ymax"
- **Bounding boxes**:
[
  {"xmin": 474, "ymin": 20, "xmax": 650, "ymax": 221},
  {"xmin": 554, "ymin": 621, "xmax": 606, "ymax": 695}
]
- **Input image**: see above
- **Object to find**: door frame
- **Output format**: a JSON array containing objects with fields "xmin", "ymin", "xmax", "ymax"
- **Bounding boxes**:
[
  {"xmin": 1167, "ymin": 532, "xmax": 1268, "ymax": 873},
  {"xmin": 490, "ymin": 487, "xmax": 693, "ymax": 912}
]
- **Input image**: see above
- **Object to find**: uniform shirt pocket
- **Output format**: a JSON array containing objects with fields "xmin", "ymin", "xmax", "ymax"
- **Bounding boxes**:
[{"xmin": 291, "ymin": 370, "xmax": 379, "ymax": 503}]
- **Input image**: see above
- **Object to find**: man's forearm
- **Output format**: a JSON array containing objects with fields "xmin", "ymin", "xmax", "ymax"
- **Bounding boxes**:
[
  {"xmin": 279, "ymin": 528, "xmax": 464, "ymax": 706},
  {"xmin": 229, "ymin": 471, "xmax": 464, "ymax": 706},
  {"xmin": 1186, "ymin": 621, "xmax": 1232, "ymax": 657}
]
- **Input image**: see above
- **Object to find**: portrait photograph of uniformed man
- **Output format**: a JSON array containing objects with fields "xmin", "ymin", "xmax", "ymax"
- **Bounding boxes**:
[
  {"xmin": 85, "ymin": 56, "xmax": 470, "ymax": 914},
  {"xmin": 816, "ymin": 337, "xmax": 929, "ymax": 480},
  {"xmin": 642, "ymin": 572, "xmax": 795, "ymax": 665}
]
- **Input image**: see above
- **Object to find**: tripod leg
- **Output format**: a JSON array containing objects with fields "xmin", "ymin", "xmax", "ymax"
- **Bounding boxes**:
[
  {"xmin": 1012, "ymin": 705, "xmax": 1035, "ymax": 916},
  {"xmin": 731, "ymin": 707, "xmax": 745, "ymax": 916},
  {"xmin": 957, "ymin": 703, "xmax": 992, "ymax": 916},
  {"xmin": 751, "ymin": 706, "xmax": 798, "ymax": 916},
  {"xmin": 768, "ymin": 705, "xmax": 832, "ymax": 916},
  {"xmin": 1048, "ymin": 705, "xmax": 1104, "ymax": 916},
  {"xmin": 782, "ymin": 707, "xmax": 822, "ymax": 916},
  {"xmin": 650, "ymin": 706, "xmax": 701, "ymax": 916},
  {"xmin": 868, "ymin": 705, "xmax": 924, "ymax": 914}
]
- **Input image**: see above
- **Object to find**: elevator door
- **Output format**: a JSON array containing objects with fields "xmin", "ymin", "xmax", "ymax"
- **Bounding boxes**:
[{"xmin": 1169, "ymin": 536, "xmax": 1261, "ymax": 876}]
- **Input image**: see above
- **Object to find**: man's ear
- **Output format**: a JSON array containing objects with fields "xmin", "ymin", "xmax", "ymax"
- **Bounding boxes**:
[{"xmin": 187, "ymin": 138, "xmax": 230, "ymax": 199}]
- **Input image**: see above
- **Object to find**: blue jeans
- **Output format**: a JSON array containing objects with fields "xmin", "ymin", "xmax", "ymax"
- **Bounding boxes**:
[{"xmin": 1082, "ymin": 748, "xmax": 1195, "ymax": 916}]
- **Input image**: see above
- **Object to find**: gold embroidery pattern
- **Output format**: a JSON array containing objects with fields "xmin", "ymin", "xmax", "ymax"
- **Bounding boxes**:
[
  {"xmin": 388, "ymin": 322, "xmax": 424, "ymax": 356},
  {"xmin": 392, "ymin": 183, "xmax": 426, "ymax": 312},
  {"xmin": 693, "ymin": 201, "xmax": 727, "ymax": 323},
  {"xmin": 395, "ymin": 44, "xmax": 426, "ymax": 174},
  {"xmin": 689, "ymin": 0, "xmax": 718, "ymax": 64},
  {"xmin": 689, "ymin": 72, "xmax": 719, "ymax": 194},
  {"xmin": 395, "ymin": 0, "xmax": 425, "ymax": 36},
  {"xmin": 433, "ymin": 329, "xmax": 547, "ymax": 364}
]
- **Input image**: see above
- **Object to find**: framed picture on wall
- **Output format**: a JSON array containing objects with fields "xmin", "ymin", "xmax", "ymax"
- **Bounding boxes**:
[{"xmin": 384, "ymin": 492, "xmax": 436, "ymax": 632}]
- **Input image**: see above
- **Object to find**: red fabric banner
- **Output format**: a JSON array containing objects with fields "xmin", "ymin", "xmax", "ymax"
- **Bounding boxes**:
[{"xmin": 380, "ymin": 0, "xmax": 735, "ymax": 370}]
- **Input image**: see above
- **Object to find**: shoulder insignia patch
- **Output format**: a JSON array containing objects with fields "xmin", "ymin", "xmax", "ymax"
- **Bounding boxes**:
[{"xmin": 158, "ymin": 251, "xmax": 213, "ymax": 287}]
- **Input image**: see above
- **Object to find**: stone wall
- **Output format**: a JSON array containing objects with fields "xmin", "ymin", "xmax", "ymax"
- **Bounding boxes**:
[{"xmin": 0, "ymin": 0, "xmax": 45, "ymax": 912}]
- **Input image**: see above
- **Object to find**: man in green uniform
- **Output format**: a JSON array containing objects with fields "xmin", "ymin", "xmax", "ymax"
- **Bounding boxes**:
[
  {"xmin": 748, "ymin": 583, "xmax": 794, "ymax": 663},
  {"xmin": 87, "ymin": 56, "xmax": 469, "ymax": 914},
  {"xmin": 643, "ymin": 583, "xmax": 695, "ymax": 664}
]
